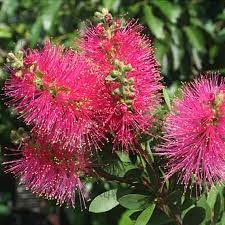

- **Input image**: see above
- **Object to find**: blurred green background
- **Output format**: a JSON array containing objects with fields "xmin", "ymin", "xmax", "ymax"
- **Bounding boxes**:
[{"xmin": 0, "ymin": 0, "xmax": 225, "ymax": 224}]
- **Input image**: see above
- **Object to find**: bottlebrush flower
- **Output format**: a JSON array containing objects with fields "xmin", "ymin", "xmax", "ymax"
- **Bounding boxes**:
[
  {"xmin": 4, "ymin": 42, "xmax": 107, "ymax": 150},
  {"xmin": 4, "ymin": 137, "xmax": 91, "ymax": 207},
  {"xmin": 81, "ymin": 12, "xmax": 162, "ymax": 151},
  {"xmin": 158, "ymin": 73, "xmax": 225, "ymax": 189}
]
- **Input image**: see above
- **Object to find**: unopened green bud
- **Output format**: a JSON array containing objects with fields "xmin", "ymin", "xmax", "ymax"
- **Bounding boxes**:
[
  {"xmin": 124, "ymin": 63, "xmax": 132, "ymax": 72},
  {"xmin": 36, "ymin": 70, "xmax": 43, "ymax": 78},
  {"xmin": 129, "ymin": 85, "xmax": 135, "ymax": 92},
  {"xmin": 105, "ymin": 74, "xmax": 117, "ymax": 81},
  {"xmin": 111, "ymin": 70, "xmax": 121, "ymax": 78},
  {"xmin": 128, "ymin": 77, "xmax": 135, "ymax": 84},
  {"xmin": 7, "ymin": 52, "xmax": 15, "ymax": 60},
  {"xmin": 121, "ymin": 64, "xmax": 132, "ymax": 73},
  {"xmin": 49, "ymin": 89, "xmax": 57, "ymax": 97},
  {"xmin": 29, "ymin": 64, "xmax": 35, "ymax": 72},
  {"xmin": 124, "ymin": 99, "xmax": 133, "ymax": 105},
  {"xmin": 7, "ymin": 51, "xmax": 24, "ymax": 69},
  {"xmin": 94, "ymin": 12, "xmax": 104, "ymax": 20},
  {"xmin": 102, "ymin": 8, "xmax": 109, "ymax": 15},
  {"xmin": 114, "ymin": 59, "xmax": 121, "ymax": 67},
  {"xmin": 123, "ymin": 78, "xmax": 130, "ymax": 85},
  {"xmin": 34, "ymin": 76, "xmax": 43, "ymax": 90},
  {"xmin": 15, "ymin": 70, "xmax": 23, "ymax": 77},
  {"xmin": 112, "ymin": 87, "xmax": 121, "ymax": 96}
]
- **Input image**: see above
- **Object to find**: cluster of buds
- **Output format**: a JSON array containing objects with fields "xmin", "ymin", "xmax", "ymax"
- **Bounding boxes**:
[
  {"xmin": 7, "ymin": 51, "xmax": 24, "ymax": 77},
  {"xmin": 106, "ymin": 59, "xmax": 134, "ymax": 109},
  {"xmin": 95, "ymin": 8, "xmax": 122, "ymax": 33},
  {"xmin": 95, "ymin": 8, "xmax": 113, "ymax": 24}
]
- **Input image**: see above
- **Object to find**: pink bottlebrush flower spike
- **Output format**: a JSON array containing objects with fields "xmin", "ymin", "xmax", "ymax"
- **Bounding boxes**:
[
  {"xmin": 4, "ymin": 42, "xmax": 107, "ymax": 150},
  {"xmin": 4, "ymin": 137, "xmax": 91, "ymax": 208},
  {"xmin": 82, "ymin": 10, "xmax": 162, "ymax": 151},
  {"xmin": 158, "ymin": 73, "xmax": 225, "ymax": 189}
]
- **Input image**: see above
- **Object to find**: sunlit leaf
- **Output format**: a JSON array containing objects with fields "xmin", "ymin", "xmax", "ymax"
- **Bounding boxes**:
[
  {"xmin": 152, "ymin": 0, "xmax": 181, "ymax": 23},
  {"xmin": 184, "ymin": 26, "xmax": 205, "ymax": 52},
  {"xmin": 134, "ymin": 203, "xmax": 155, "ymax": 225},
  {"xmin": 89, "ymin": 189, "xmax": 119, "ymax": 213},
  {"xmin": 118, "ymin": 194, "xmax": 150, "ymax": 210},
  {"xmin": 41, "ymin": 0, "xmax": 62, "ymax": 31},
  {"xmin": 143, "ymin": 5, "xmax": 165, "ymax": 39}
]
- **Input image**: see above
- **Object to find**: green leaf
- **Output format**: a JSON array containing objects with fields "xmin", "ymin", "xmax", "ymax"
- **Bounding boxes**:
[
  {"xmin": 158, "ymin": 167, "xmax": 169, "ymax": 189},
  {"xmin": 0, "ymin": 24, "xmax": 12, "ymax": 38},
  {"xmin": 218, "ymin": 12, "xmax": 225, "ymax": 21},
  {"xmin": 163, "ymin": 88, "xmax": 171, "ymax": 110},
  {"xmin": 128, "ymin": 4, "xmax": 141, "ymax": 15},
  {"xmin": 183, "ymin": 26, "xmax": 205, "ymax": 52},
  {"xmin": 192, "ymin": 48, "xmax": 202, "ymax": 70},
  {"xmin": 103, "ymin": 0, "xmax": 120, "ymax": 12},
  {"xmin": 118, "ymin": 194, "xmax": 150, "ymax": 210},
  {"xmin": 171, "ymin": 44, "xmax": 184, "ymax": 70},
  {"xmin": 29, "ymin": 0, "xmax": 61, "ymax": 46},
  {"xmin": 135, "ymin": 203, "xmax": 155, "ymax": 225},
  {"xmin": 0, "ymin": 204, "xmax": 10, "ymax": 215},
  {"xmin": 41, "ymin": 0, "xmax": 62, "ymax": 31},
  {"xmin": 218, "ymin": 28, "xmax": 225, "ymax": 42},
  {"xmin": 0, "ymin": 0, "xmax": 18, "ymax": 18},
  {"xmin": 209, "ymin": 45, "xmax": 219, "ymax": 63},
  {"xmin": 207, "ymin": 186, "xmax": 218, "ymax": 209},
  {"xmin": 119, "ymin": 210, "xmax": 136, "ymax": 225},
  {"xmin": 214, "ymin": 192, "xmax": 222, "ymax": 222},
  {"xmin": 144, "ymin": 139, "xmax": 154, "ymax": 162},
  {"xmin": 154, "ymin": 40, "xmax": 168, "ymax": 67},
  {"xmin": 117, "ymin": 187, "xmax": 133, "ymax": 200},
  {"xmin": 183, "ymin": 207, "xmax": 206, "ymax": 225},
  {"xmin": 89, "ymin": 189, "xmax": 119, "ymax": 213},
  {"xmin": 161, "ymin": 54, "xmax": 169, "ymax": 75},
  {"xmin": 143, "ymin": 5, "xmax": 165, "ymax": 39},
  {"xmin": 148, "ymin": 208, "xmax": 173, "ymax": 225},
  {"xmin": 29, "ymin": 18, "xmax": 42, "ymax": 47},
  {"xmin": 116, "ymin": 151, "xmax": 131, "ymax": 163},
  {"xmin": 197, "ymin": 195, "xmax": 211, "ymax": 224},
  {"xmin": 220, "ymin": 213, "xmax": 225, "ymax": 224},
  {"xmin": 167, "ymin": 82, "xmax": 180, "ymax": 99},
  {"xmin": 190, "ymin": 18, "xmax": 216, "ymax": 39},
  {"xmin": 152, "ymin": 0, "xmax": 181, "ymax": 23},
  {"xmin": 169, "ymin": 25, "xmax": 183, "ymax": 46}
]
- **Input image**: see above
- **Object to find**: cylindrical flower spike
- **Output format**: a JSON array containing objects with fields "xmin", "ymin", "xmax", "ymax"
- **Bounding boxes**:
[
  {"xmin": 158, "ymin": 73, "xmax": 225, "ymax": 189},
  {"xmin": 4, "ymin": 42, "xmax": 107, "ymax": 150},
  {"xmin": 82, "ymin": 14, "xmax": 162, "ymax": 151},
  {"xmin": 4, "ymin": 137, "xmax": 91, "ymax": 208}
]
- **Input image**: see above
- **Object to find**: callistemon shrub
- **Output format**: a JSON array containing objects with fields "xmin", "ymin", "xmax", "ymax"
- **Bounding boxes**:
[
  {"xmin": 158, "ymin": 74, "xmax": 225, "ymax": 189},
  {"xmin": 81, "ymin": 9, "xmax": 162, "ymax": 151},
  {"xmin": 4, "ymin": 136, "xmax": 91, "ymax": 207},
  {"xmin": 4, "ymin": 8, "xmax": 225, "ymax": 225},
  {"xmin": 4, "ymin": 42, "xmax": 107, "ymax": 150}
]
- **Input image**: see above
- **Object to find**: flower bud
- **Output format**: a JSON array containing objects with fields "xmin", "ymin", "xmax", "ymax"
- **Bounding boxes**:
[
  {"xmin": 113, "ymin": 19, "xmax": 121, "ymax": 29},
  {"xmin": 102, "ymin": 8, "xmax": 109, "ymax": 15},
  {"xmin": 7, "ymin": 51, "xmax": 24, "ymax": 69},
  {"xmin": 94, "ymin": 12, "xmax": 104, "ymax": 20},
  {"xmin": 96, "ymin": 23, "xmax": 104, "ymax": 34}
]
